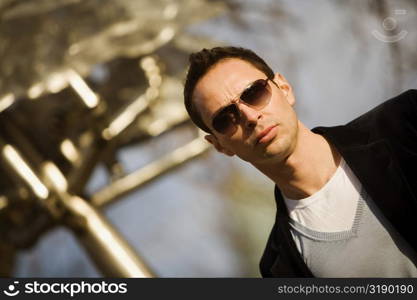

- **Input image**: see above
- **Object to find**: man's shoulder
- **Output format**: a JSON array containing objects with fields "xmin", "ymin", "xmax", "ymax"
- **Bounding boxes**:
[
  {"xmin": 313, "ymin": 89, "xmax": 417, "ymax": 147},
  {"xmin": 349, "ymin": 89, "xmax": 417, "ymax": 142},
  {"xmin": 346, "ymin": 89, "xmax": 417, "ymax": 129}
]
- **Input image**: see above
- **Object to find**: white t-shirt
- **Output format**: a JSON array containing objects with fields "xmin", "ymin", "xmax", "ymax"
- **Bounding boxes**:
[{"xmin": 283, "ymin": 158, "xmax": 362, "ymax": 232}]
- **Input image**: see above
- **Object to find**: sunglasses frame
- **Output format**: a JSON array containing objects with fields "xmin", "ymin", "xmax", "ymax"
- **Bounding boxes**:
[{"xmin": 211, "ymin": 77, "xmax": 273, "ymax": 135}]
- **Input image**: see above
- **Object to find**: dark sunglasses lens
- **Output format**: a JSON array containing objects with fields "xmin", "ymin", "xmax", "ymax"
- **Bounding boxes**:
[
  {"xmin": 212, "ymin": 105, "xmax": 239, "ymax": 135},
  {"xmin": 240, "ymin": 79, "xmax": 270, "ymax": 107}
]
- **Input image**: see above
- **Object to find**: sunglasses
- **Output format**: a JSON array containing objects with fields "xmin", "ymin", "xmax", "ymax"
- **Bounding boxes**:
[{"xmin": 211, "ymin": 78, "xmax": 272, "ymax": 135}]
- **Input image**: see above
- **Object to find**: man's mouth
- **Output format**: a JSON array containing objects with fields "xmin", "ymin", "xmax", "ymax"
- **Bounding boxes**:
[{"xmin": 256, "ymin": 125, "xmax": 278, "ymax": 145}]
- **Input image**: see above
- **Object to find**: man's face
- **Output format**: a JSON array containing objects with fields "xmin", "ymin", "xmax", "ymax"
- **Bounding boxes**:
[{"xmin": 192, "ymin": 58, "xmax": 299, "ymax": 166}]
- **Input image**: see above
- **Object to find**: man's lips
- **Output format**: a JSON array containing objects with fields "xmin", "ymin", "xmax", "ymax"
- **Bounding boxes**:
[{"xmin": 256, "ymin": 125, "xmax": 278, "ymax": 145}]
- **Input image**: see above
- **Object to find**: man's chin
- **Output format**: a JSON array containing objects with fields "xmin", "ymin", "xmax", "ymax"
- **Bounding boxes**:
[{"xmin": 258, "ymin": 141, "xmax": 293, "ymax": 164}]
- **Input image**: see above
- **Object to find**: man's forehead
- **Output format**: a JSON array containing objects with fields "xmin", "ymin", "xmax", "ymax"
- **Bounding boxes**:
[{"xmin": 192, "ymin": 58, "xmax": 266, "ymax": 121}]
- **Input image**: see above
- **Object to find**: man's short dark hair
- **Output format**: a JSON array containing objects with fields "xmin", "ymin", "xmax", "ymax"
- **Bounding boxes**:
[{"xmin": 183, "ymin": 46, "xmax": 275, "ymax": 133}]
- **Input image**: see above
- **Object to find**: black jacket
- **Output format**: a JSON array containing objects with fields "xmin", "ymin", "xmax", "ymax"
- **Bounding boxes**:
[{"xmin": 260, "ymin": 89, "xmax": 417, "ymax": 277}]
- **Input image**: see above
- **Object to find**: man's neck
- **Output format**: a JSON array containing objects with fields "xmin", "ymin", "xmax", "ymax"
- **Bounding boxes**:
[{"xmin": 254, "ymin": 122, "xmax": 341, "ymax": 200}]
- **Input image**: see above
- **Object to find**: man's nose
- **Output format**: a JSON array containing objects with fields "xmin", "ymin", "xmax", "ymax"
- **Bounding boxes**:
[{"xmin": 237, "ymin": 102, "xmax": 261, "ymax": 130}]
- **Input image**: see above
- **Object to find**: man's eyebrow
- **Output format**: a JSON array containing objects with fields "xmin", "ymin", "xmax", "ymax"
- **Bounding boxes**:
[
  {"xmin": 211, "ymin": 103, "xmax": 232, "ymax": 120},
  {"xmin": 210, "ymin": 79, "xmax": 258, "ymax": 120}
]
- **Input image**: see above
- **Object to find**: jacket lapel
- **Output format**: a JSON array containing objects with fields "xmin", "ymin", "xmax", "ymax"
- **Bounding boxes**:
[{"xmin": 271, "ymin": 187, "xmax": 314, "ymax": 277}]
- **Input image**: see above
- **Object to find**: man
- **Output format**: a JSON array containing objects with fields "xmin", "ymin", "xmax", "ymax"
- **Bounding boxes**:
[{"xmin": 183, "ymin": 46, "xmax": 417, "ymax": 277}]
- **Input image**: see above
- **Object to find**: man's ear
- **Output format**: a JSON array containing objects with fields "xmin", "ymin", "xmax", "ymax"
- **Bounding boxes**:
[
  {"xmin": 205, "ymin": 134, "xmax": 235, "ymax": 156},
  {"xmin": 273, "ymin": 72, "xmax": 295, "ymax": 106}
]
